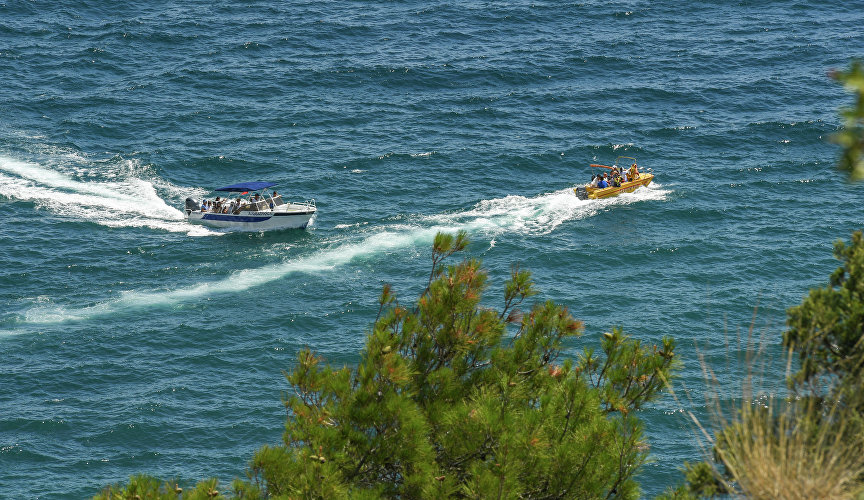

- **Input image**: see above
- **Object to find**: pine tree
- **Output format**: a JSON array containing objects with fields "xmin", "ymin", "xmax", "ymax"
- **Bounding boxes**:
[{"xmin": 239, "ymin": 231, "xmax": 678, "ymax": 499}]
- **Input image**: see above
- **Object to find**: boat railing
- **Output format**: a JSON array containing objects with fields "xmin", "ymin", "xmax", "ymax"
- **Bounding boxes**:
[{"xmin": 290, "ymin": 199, "xmax": 316, "ymax": 210}]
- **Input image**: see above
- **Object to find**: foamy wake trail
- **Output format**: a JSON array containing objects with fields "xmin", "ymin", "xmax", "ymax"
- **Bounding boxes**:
[
  {"xmin": 0, "ymin": 155, "xmax": 215, "ymax": 235},
  {"xmin": 21, "ymin": 228, "xmax": 440, "ymax": 325},
  {"xmin": 427, "ymin": 183, "xmax": 669, "ymax": 237},
  {"xmin": 14, "ymin": 183, "xmax": 669, "ymax": 326}
]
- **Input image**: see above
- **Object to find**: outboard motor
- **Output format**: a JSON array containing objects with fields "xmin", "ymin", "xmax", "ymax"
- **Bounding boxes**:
[
  {"xmin": 185, "ymin": 197, "xmax": 199, "ymax": 214},
  {"xmin": 574, "ymin": 186, "xmax": 588, "ymax": 200}
]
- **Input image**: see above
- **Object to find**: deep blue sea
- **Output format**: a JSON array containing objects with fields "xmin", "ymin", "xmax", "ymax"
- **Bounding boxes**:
[{"xmin": 2, "ymin": 1, "xmax": 863, "ymax": 497}]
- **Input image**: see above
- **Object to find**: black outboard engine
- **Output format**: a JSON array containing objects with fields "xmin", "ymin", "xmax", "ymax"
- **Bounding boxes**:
[
  {"xmin": 574, "ymin": 186, "xmax": 589, "ymax": 200},
  {"xmin": 185, "ymin": 197, "xmax": 199, "ymax": 214}
]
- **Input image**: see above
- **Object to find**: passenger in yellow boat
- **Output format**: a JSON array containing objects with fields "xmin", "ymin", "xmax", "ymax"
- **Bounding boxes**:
[
  {"xmin": 612, "ymin": 175, "xmax": 622, "ymax": 187},
  {"xmin": 629, "ymin": 163, "xmax": 639, "ymax": 180},
  {"xmin": 588, "ymin": 174, "xmax": 600, "ymax": 187}
]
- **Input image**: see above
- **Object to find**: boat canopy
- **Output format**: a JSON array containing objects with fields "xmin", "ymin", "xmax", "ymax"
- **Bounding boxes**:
[{"xmin": 214, "ymin": 182, "xmax": 277, "ymax": 192}]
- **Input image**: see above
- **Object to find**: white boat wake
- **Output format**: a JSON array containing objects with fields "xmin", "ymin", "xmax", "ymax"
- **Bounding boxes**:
[
  {"xmin": 427, "ymin": 183, "xmax": 669, "ymax": 237},
  {"xmin": 0, "ymin": 154, "xmax": 217, "ymax": 236},
  {"xmin": 16, "ymin": 228, "xmax": 439, "ymax": 326}
]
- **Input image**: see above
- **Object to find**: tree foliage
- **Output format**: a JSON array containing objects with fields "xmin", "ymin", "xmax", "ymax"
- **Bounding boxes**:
[
  {"xmin": 785, "ymin": 230, "xmax": 864, "ymax": 407},
  {"xmin": 832, "ymin": 59, "xmax": 864, "ymax": 181},
  {"xmin": 94, "ymin": 474, "xmax": 252, "ymax": 500},
  {"xmin": 245, "ymin": 231, "xmax": 677, "ymax": 499}
]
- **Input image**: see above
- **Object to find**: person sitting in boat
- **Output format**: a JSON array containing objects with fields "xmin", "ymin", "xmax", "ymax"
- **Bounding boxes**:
[
  {"xmin": 200, "ymin": 200, "xmax": 208, "ymax": 212},
  {"xmin": 587, "ymin": 174, "xmax": 599, "ymax": 188},
  {"xmin": 252, "ymin": 193, "xmax": 264, "ymax": 209},
  {"xmin": 597, "ymin": 175, "xmax": 609, "ymax": 189},
  {"xmin": 629, "ymin": 163, "xmax": 639, "ymax": 180},
  {"xmin": 612, "ymin": 174, "xmax": 622, "ymax": 188}
]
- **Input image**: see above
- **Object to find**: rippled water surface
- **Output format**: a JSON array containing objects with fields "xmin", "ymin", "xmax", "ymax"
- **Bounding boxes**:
[{"xmin": 2, "ymin": 1, "xmax": 863, "ymax": 497}]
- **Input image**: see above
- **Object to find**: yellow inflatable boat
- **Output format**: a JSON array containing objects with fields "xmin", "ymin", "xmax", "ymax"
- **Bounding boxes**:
[{"xmin": 574, "ymin": 157, "xmax": 653, "ymax": 200}]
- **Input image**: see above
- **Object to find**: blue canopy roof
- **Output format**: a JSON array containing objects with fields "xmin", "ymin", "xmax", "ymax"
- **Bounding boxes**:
[{"xmin": 214, "ymin": 182, "xmax": 277, "ymax": 192}]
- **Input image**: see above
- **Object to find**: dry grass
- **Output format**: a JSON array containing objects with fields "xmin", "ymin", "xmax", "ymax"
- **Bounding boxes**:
[
  {"xmin": 665, "ymin": 304, "xmax": 864, "ymax": 499},
  {"xmin": 714, "ymin": 398, "xmax": 864, "ymax": 500}
]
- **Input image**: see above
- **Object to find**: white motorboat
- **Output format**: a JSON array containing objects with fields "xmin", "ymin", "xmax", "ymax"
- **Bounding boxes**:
[{"xmin": 184, "ymin": 182, "xmax": 316, "ymax": 231}]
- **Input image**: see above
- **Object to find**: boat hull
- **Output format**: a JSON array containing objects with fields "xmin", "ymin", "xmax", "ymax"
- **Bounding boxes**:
[
  {"xmin": 574, "ymin": 173, "xmax": 654, "ymax": 200},
  {"xmin": 186, "ymin": 207, "xmax": 315, "ymax": 231}
]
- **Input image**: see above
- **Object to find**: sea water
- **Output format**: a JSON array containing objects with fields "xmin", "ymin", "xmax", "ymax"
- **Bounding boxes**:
[{"xmin": 1, "ymin": 1, "xmax": 863, "ymax": 497}]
